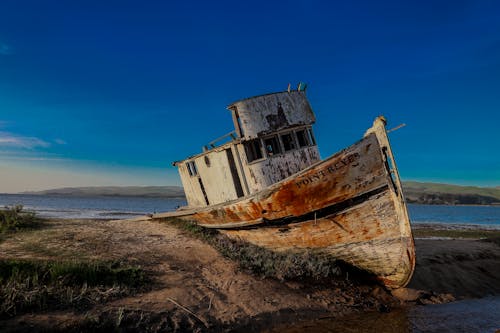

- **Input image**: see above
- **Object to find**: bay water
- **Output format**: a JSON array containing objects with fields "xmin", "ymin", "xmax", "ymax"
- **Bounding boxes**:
[
  {"xmin": 0, "ymin": 193, "xmax": 498, "ymax": 228},
  {"xmin": 0, "ymin": 193, "xmax": 186, "ymax": 220},
  {"xmin": 408, "ymin": 204, "xmax": 500, "ymax": 229}
]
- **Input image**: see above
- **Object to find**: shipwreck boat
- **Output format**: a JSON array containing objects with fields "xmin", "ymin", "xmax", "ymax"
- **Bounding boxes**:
[{"xmin": 154, "ymin": 86, "xmax": 415, "ymax": 289}]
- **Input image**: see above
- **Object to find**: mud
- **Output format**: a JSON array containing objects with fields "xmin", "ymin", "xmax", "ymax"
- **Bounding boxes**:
[
  {"xmin": 0, "ymin": 218, "xmax": 398, "ymax": 332},
  {"xmin": 1, "ymin": 219, "xmax": 499, "ymax": 331}
]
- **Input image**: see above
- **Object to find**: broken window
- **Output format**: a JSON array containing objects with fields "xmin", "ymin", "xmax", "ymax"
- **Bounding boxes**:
[
  {"xmin": 186, "ymin": 161, "xmax": 198, "ymax": 176},
  {"xmin": 245, "ymin": 139, "xmax": 263, "ymax": 163},
  {"xmin": 308, "ymin": 128, "xmax": 316, "ymax": 145},
  {"xmin": 281, "ymin": 132, "xmax": 296, "ymax": 151},
  {"xmin": 296, "ymin": 129, "xmax": 309, "ymax": 148},
  {"xmin": 264, "ymin": 136, "xmax": 281, "ymax": 156}
]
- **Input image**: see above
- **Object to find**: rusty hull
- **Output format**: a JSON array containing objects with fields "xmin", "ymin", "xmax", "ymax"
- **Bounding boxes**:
[
  {"xmin": 221, "ymin": 190, "xmax": 414, "ymax": 288},
  {"xmin": 154, "ymin": 117, "xmax": 415, "ymax": 289},
  {"xmin": 158, "ymin": 133, "xmax": 386, "ymax": 227}
]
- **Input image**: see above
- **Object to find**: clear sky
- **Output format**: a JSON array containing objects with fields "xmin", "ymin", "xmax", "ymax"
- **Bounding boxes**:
[{"xmin": 1, "ymin": 0, "xmax": 499, "ymax": 193}]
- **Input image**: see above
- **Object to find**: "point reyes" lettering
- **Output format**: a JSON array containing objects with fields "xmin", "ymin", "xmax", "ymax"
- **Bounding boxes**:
[{"xmin": 295, "ymin": 153, "xmax": 360, "ymax": 189}]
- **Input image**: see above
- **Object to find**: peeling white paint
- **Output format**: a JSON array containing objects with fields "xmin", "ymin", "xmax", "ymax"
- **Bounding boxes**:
[
  {"xmin": 177, "ymin": 91, "xmax": 319, "ymax": 208},
  {"xmin": 229, "ymin": 91, "xmax": 315, "ymax": 139}
]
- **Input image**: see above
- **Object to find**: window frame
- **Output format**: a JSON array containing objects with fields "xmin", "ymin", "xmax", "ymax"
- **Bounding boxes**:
[
  {"xmin": 244, "ymin": 138, "xmax": 265, "ymax": 163},
  {"xmin": 263, "ymin": 135, "xmax": 282, "ymax": 157},
  {"xmin": 308, "ymin": 128, "xmax": 316, "ymax": 146},
  {"xmin": 186, "ymin": 161, "xmax": 198, "ymax": 177},
  {"xmin": 295, "ymin": 129, "xmax": 310, "ymax": 148},
  {"xmin": 280, "ymin": 131, "xmax": 297, "ymax": 152}
]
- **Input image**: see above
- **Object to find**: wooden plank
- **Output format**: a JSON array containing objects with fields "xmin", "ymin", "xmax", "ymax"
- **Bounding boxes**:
[
  {"xmin": 181, "ymin": 133, "xmax": 387, "ymax": 227},
  {"xmin": 221, "ymin": 189, "xmax": 414, "ymax": 288}
]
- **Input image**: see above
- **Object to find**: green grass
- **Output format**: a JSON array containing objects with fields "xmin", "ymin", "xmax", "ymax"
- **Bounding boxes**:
[
  {"xmin": 0, "ymin": 205, "xmax": 43, "ymax": 234},
  {"xmin": 0, "ymin": 259, "xmax": 146, "ymax": 287},
  {"xmin": 403, "ymin": 181, "xmax": 500, "ymax": 205},
  {"xmin": 403, "ymin": 181, "xmax": 500, "ymax": 200},
  {"xmin": 0, "ymin": 259, "xmax": 148, "ymax": 318},
  {"xmin": 413, "ymin": 228, "xmax": 500, "ymax": 239}
]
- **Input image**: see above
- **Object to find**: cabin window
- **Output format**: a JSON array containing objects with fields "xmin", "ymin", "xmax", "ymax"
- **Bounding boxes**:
[
  {"xmin": 264, "ymin": 136, "xmax": 281, "ymax": 156},
  {"xmin": 308, "ymin": 128, "xmax": 316, "ymax": 145},
  {"xmin": 295, "ymin": 129, "xmax": 309, "ymax": 148},
  {"xmin": 204, "ymin": 156, "xmax": 211, "ymax": 167},
  {"xmin": 281, "ymin": 132, "xmax": 296, "ymax": 151},
  {"xmin": 186, "ymin": 161, "xmax": 198, "ymax": 176},
  {"xmin": 244, "ymin": 139, "xmax": 263, "ymax": 163}
]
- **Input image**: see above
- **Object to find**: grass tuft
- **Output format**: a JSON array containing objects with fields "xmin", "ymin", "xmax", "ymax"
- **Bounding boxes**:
[
  {"xmin": 412, "ymin": 227, "xmax": 500, "ymax": 239},
  {"xmin": 0, "ymin": 259, "xmax": 148, "ymax": 318},
  {"xmin": 0, "ymin": 205, "xmax": 43, "ymax": 234}
]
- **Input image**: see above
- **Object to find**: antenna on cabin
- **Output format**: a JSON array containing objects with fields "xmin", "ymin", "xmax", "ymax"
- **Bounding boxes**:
[
  {"xmin": 297, "ymin": 82, "xmax": 307, "ymax": 92},
  {"xmin": 387, "ymin": 123, "xmax": 406, "ymax": 133}
]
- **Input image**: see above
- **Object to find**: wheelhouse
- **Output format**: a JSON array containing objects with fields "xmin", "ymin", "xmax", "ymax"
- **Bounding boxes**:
[{"xmin": 174, "ymin": 88, "xmax": 321, "ymax": 207}]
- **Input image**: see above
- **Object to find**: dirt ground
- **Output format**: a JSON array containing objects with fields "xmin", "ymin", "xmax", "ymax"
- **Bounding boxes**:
[
  {"xmin": 408, "ymin": 238, "xmax": 500, "ymax": 298},
  {"xmin": 1, "ymin": 219, "xmax": 499, "ymax": 332},
  {"xmin": 0, "ymin": 218, "xmax": 398, "ymax": 332}
]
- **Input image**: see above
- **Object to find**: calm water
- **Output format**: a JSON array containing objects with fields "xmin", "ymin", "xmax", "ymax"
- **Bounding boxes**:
[
  {"xmin": 1, "ymin": 194, "xmax": 499, "ymax": 227},
  {"xmin": 0, "ymin": 193, "xmax": 186, "ymax": 219},
  {"xmin": 408, "ymin": 204, "xmax": 500, "ymax": 228}
]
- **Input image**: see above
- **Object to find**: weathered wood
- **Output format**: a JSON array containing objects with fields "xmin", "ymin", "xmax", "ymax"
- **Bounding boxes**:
[
  {"xmin": 221, "ymin": 190, "xmax": 414, "ymax": 288},
  {"xmin": 177, "ymin": 91, "xmax": 321, "ymax": 207},
  {"xmin": 157, "ymin": 89, "xmax": 415, "ymax": 289},
  {"xmin": 228, "ymin": 91, "xmax": 316, "ymax": 140},
  {"xmin": 158, "ymin": 132, "xmax": 386, "ymax": 227}
]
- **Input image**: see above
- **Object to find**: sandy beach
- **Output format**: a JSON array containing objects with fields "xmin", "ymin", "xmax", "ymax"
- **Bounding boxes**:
[{"xmin": 1, "ymin": 218, "xmax": 499, "ymax": 332}]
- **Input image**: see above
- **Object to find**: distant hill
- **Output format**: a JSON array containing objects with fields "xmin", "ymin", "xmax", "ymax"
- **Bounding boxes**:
[
  {"xmin": 402, "ymin": 181, "xmax": 500, "ymax": 205},
  {"xmin": 22, "ymin": 186, "xmax": 185, "ymax": 198},
  {"xmin": 17, "ymin": 182, "xmax": 500, "ymax": 205}
]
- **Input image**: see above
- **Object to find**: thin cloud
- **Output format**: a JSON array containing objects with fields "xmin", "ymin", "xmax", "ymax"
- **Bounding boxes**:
[
  {"xmin": 0, "ymin": 150, "xmax": 67, "ymax": 164},
  {"xmin": 54, "ymin": 138, "xmax": 67, "ymax": 145},
  {"xmin": 0, "ymin": 155, "xmax": 65, "ymax": 162},
  {"xmin": 0, "ymin": 43, "xmax": 12, "ymax": 55},
  {"xmin": 0, "ymin": 132, "xmax": 50, "ymax": 149}
]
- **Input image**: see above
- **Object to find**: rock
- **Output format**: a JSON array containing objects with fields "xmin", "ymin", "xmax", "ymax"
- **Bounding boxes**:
[
  {"xmin": 391, "ymin": 288, "xmax": 424, "ymax": 302},
  {"xmin": 417, "ymin": 292, "xmax": 456, "ymax": 305},
  {"xmin": 431, "ymin": 293, "xmax": 455, "ymax": 304}
]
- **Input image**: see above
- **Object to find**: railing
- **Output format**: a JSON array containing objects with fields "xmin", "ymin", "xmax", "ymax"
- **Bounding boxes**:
[{"xmin": 203, "ymin": 131, "xmax": 238, "ymax": 151}]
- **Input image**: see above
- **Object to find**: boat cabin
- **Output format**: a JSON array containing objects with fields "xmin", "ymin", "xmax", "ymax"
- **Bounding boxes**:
[{"xmin": 174, "ymin": 88, "xmax": 320, "ymax": 207}]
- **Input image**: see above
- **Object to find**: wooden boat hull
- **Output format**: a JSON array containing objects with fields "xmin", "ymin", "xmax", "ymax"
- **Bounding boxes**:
[
  {"xmin": 221, "ymin": 190, "xmax": 414, "ymax": 288},
  {"xmin": 154, "ymin": 117, "xmax": 415, "ymax": 289}
]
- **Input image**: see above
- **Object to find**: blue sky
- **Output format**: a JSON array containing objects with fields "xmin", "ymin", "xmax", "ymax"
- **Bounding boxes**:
[{"xmin": 1, "ymin": 0, "xmax": 499, "ymax": 192}]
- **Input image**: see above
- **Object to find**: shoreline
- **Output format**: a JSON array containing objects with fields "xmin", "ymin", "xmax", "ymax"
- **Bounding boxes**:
[
  {"xmin": 408, "ymin": 223, "xmax": 500, "ymax": 299},
  {"xmin": 1, "ymin": 218, "xmax": 499, "ymax": 331},
  {"xmin": 412, "ymin": 223, "xmax": 500, "ymax": 240},
  {"xmin": 408, "ymin": 202, "xmax": 500, "ymax": 207},
  {"xmin": 413, "ymin": 222, "xmax": 500, "ymax": 229}
]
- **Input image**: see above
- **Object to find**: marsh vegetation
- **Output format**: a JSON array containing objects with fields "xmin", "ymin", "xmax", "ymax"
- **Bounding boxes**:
[
  {"xmin": 0, "ymin": 207, "xmax": 148, "ymax": 320},
  {"xmin": 166, "ymin": 218, "xmax": 369, "ymax": 284},
  {"xmin": 0, "ymin": 205, "xmax": 43, "ymax": 234},
  {"xmin": 0, "ymin": 259, "xmax": 148, "ymax": 318}
]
